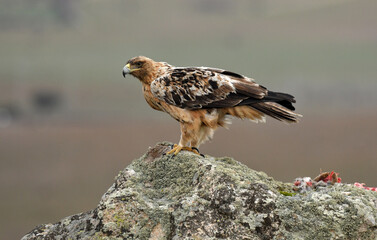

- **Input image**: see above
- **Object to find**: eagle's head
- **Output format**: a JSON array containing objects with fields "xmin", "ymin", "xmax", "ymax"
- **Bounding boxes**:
[{"xmin": 122, "ymin": 56, "xmax": 156, "ymax": 82}]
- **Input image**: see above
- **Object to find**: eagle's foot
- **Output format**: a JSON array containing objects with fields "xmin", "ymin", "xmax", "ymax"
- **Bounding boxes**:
[
  {"xmin": 166, "ymin": 144, "xmax": 201, "ymax": 155},
  {"xmin": 191, "ymin": 147, "xmax": 205, "ymax": 157}
]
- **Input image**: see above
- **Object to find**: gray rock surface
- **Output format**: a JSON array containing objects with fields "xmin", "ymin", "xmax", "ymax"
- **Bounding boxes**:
[{"xmin": 22, "ymin": 142, "xmax": 377, "ymax": 240}]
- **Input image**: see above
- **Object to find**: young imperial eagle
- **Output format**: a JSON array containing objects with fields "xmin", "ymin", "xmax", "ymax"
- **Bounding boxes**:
[{"xmin": 123, "ymin": 56, "xmax": 302, "ymax": 155}]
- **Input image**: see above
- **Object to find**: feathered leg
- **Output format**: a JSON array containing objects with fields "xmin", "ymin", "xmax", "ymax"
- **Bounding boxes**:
[{"xmin": 191, "ymin": 125, "xmax": 214, "ymax": 148}]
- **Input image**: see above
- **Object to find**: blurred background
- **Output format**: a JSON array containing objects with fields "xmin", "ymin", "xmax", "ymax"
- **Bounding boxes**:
[{"xmin": 1, "ymin": 0, "xmax": 376, "ymax": 238}]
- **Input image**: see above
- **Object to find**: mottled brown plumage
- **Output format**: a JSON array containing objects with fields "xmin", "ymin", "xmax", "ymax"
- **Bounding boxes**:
[{"xmin": 123, "ymin": 56, "xmax": 302, "ymax": 155}]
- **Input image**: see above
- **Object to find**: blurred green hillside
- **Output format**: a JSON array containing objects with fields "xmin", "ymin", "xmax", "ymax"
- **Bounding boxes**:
[{"xmin": 1, "ymin": 0, "xmax": 376, "ymax": 122}]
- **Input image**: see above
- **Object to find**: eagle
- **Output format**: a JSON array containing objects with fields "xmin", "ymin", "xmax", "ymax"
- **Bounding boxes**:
[{"xmin": 122, "ymin": 56, "xmax": 302, "ymax": 155}]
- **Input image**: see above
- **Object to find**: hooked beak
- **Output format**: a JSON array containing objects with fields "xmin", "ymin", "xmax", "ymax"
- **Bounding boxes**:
[{"xmin": 122, "ymin": 63, "xmax": 131, "ymax": 78}]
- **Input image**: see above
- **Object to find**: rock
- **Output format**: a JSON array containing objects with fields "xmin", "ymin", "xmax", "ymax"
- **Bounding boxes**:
[{"xmin": 22, "ymin": 142, "xmax": 377, "ymax": 240}]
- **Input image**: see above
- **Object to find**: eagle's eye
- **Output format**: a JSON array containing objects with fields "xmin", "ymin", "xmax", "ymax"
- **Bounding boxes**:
[{"xmin": 135, "ymin": 61, "xmax": 143, "ymax": 67}]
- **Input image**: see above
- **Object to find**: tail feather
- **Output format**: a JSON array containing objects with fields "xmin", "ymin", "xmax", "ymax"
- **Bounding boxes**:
[
  {"xmin": 264, "ymin": 91, "xmax": 296, "ymax": 111},
  {"xmin": 250, "ymin": 102, "xmax": 302, "ymax": 123},
  {"xmin": 238, "ymin": 91, "xmax": 296, "ymax": 111},
  {"xmin": 225, "ymin": 106, "xmax": 266, "ymax": 123}
]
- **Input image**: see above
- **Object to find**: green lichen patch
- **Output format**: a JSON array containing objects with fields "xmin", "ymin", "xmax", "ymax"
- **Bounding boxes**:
[
  {"xmin": 210, "ymin": 156, "xmax": 292, "ymax": 194},
  {"xmin": 131, "ymin": 151, "xmax": 201, "ymax": 200},
  {"xmin": 279, "ymin": 191, "xmax": 297, "ymax": 196},
  {"xmin": 276, "ymin": 183, "xmax": 377, "ymax": 239}
]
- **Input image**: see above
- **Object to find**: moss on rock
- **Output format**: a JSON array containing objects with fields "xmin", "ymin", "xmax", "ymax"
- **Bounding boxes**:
[{"xmin": 22, "ymin": 142, "xmax": 377, "ymax": 240}]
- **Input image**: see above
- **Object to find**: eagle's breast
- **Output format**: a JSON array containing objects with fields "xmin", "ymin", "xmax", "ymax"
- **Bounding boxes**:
[{"xmin": 142, "ymin": 84, "xmax": 163, "ymax": 111}]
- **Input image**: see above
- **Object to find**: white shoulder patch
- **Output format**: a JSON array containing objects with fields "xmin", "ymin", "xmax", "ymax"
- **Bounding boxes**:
[{"xmin": 150, "ymin": 80, "xmax": 165, "ymax": 97}]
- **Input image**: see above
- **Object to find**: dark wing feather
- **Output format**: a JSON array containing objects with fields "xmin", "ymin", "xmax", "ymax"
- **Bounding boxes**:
[
  {"xmin": 238, "ymin": 91, "xmax": 296, "ymax": 110},
  {"xmin": 150, "ymin": 67, "xmax": 267, "ymax": 110},
  {"xmin": 203, "ymin": 67, "xmax": 267, "ymax": 98}
]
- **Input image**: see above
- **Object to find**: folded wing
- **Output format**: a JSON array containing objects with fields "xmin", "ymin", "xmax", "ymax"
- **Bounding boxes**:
[{"xmin": 150, "ymin": 67, "xmax": 301, "ymax": 122}]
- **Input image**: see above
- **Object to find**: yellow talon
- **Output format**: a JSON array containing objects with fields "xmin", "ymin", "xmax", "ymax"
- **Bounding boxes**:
[
  {"xmin": 166, "ymin": 144, "xmax": 201, "ymax": 155},
  {"xmin": 166, "ymin": 144, "xmax": 183, "ymax": 155}
]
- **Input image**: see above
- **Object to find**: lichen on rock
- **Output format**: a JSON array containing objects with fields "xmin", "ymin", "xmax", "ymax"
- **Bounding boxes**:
[{"xmin": 22, "ymin": 142, "xmax": 377, "ymax": 240}]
